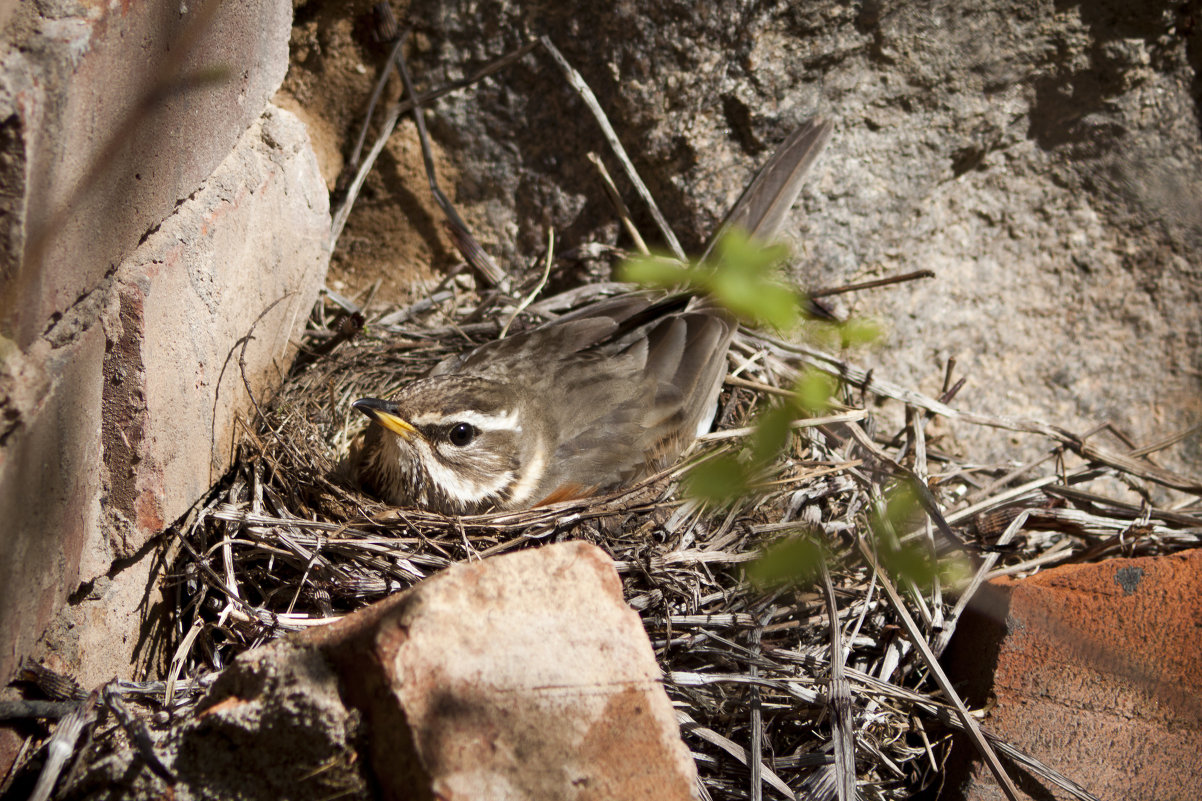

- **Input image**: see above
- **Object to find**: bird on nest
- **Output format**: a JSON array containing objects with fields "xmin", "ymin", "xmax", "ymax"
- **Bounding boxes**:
[{"xmin": 347, "ymin": 118, "xmax": 833, "ymax": 515}]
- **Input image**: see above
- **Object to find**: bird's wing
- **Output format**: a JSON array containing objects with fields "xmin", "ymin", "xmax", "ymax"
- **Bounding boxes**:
[
  {"xmin": 442, "ymin": 293, "xmax": 689, "ymax": 377},
  {"xmin": 519, "ymin": 118, "xmax": 834, "ymax": 491},
  {"xmin": 699, "ymin": 116, "xmax": 834, "ymax": 262}
]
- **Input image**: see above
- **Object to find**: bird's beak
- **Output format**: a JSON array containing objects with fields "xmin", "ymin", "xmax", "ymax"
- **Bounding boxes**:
[{"xmin": 352, "ymin": 398, "xmax": 416, "ymax": 439}]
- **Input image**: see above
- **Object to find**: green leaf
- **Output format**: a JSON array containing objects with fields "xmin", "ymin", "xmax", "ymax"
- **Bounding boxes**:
[
  {"xmin": 867, "ymin": 481, "xmax": 941, "ymax": 589},
  {"xmin": 707, "ymin": 230, "xmax": 797, "ymax": 329},
  {"xmin": 749, "ymin": 402, "xmax": 799, "ymax": 466},
  {"xmin": 837, "ymin": 317, "xmax": 884, "ymax": 348},
  {"xmin": 713, "ymin": 229, "xmax": 791, "ymax": 277},
  {"xmin": 710, "ymin": 275, "xmax": 798, "ymax": 329},
  {"xmin": 875, "ymin": 539, "xmax": 938, "ymax": 589},
  {"xmin": 937, "ymin": 553, "xmax": 973, "ymax": 587},
  {"xmin": 618, "ymin": 229, "xmax": 803, "ymax": 330},
  {"xmin": 616, "ymin": 255, "xmax": 692, "ymax": 289},
  {"xmin": 794, "ymin": 368, "xmax": 837, "ymax": 414},
  {"xmin": 683, "ymin": 454, "xmax": 749, "ymax": 504},
  {"xmin": 747, "ymin": 535, "xmax": 827, "ymax": 589},
  {"xmin": 873, "ymin": 481, "xmax": 923, "ymax": 532}
]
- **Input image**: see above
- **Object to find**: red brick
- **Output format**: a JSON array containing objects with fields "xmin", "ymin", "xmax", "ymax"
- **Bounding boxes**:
[
  {"xmin": 945, "ymin": 549, "xmax": 1202, "ymax": 800},
  {"xmin": 300, "ymin": 542, "xmax": 700, "ymax": 801}
]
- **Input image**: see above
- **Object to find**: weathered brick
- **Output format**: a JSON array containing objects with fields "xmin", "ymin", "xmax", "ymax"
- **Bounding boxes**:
[
  {"xmin": 59, "ymin": 544, "xmax": 701, "ymax": 799},
  {"xmin": 102, "ymin": 106, "xmax": 329, "ymax": 555},
  {"xmin": 0, "ymin": 0, "xmax": 293, "ymax": 348},
  {"xmin": 0, "ymin": 0, "xmax": 308, "ymax": 692},
  {"xmin": 296, "ymin": 542, "xmax": 700, "ymax": 801},
  {"xmin": 0, "ymin": 103, "xmax": 330, "ymax": 690},
  {"xmin": 0, "ymin": 322, "xmax": 105, "ymax": 682},
  {"xmin": 944, "ymin": 550, "xmax": 1202, "ymax": 801}
]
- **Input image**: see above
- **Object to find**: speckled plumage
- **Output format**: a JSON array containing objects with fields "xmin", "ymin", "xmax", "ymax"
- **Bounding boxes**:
[
  {"xmin": 352, "ymin": 296, "xmax": 733, "ymax": 514},
  {"xmin": 349, "ymin": 118, "xmax": 833, "ymax": 515}
]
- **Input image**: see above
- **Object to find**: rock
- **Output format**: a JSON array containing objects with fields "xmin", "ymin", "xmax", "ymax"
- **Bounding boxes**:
[
  {"xmin": 943, "ymin": 549, "xmax": 1202, "ymax": 800},
  {"xmin": 299, "ymin": 0, "xmax": 1201, "ymax": 479},
  {"xmin": 60, "ymin": 542, "xmax": 698, "ymax": 801},
  {"xmin": 60, "ymin": 638, "xmax": 372, "ymax": 801}
]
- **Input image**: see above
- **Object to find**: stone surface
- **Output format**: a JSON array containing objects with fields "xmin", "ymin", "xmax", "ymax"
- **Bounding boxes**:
[
  {"xmin": 0, "ymin": 315, "xmax": 107, "ymax": 681},
  {"xmin": 943, "ymin": 549, "xmax": 1202, "ymax": 801},
  {"xmin": 0, "ymin": 102, "xmax": 330, "ymax": 689},
  {"xmin": 0, "ymin": 0, "xmax": 293, "ymax": 348},
  {"xmin": 293, "ymin": 0, "xmax": 1201, "ymax": 484},
  {"xmin": 53, "ymin": 637, "xmax": 372, "ymax": 801},
  {"xmin": 56, "ymin": 542, "xmax": 698, "ymax": 801}
]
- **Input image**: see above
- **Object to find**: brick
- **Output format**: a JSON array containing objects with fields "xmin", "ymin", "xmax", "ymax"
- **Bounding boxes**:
[
  {"xmin": 0, "ymin": 0, "xmax": 293, "ymax": 348},
  {"xmin": 0, "ymin": 0, "xmax": 306, "ymax": 692},
  {"xmin": 298, "ymin": 541, "xmax": 700, "ymax": 801},
  {"xmin": 0, "ymin": 103, "xmax": 330, "ymax": 690},
  {"xmin": 102, "ymin": 105, "xmax": 329, "ymax": 555},
  {"xmin": 0, "ymin": 322, "xmax": 105, "ymax": 685},
  {"xmin": 57, "ymin": 544, "xmax": 700, "ymax": 799},
  {"xmin": 944, "ymin": 550, "xmax": 1202, "ymax": 801}
]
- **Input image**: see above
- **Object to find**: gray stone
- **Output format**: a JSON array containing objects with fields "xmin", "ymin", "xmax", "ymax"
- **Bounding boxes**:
[
  {"xmin": 62, "ymin": 637, "xmax": 372, "ymax": 801},
  {"xmin": 371, "ymin": 0, "xmax": 1201, "ymax": 479}
]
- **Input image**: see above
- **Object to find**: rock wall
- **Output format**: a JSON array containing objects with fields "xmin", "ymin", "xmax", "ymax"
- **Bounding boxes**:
[
  {"xmin": 0, "ymin": 0, "xmax": 330, "ymax": 691},
  {"xmin": 306, "ymin": 0, "xmax": 1200, "ymax": 473}
]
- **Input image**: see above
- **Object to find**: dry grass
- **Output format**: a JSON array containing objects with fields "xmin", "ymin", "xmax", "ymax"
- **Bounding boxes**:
[{"xmin": 166, "ymin": 279, "xmax": 1202, "ymax": 801}]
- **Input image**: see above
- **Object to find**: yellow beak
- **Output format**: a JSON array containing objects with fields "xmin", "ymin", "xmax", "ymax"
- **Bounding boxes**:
[{"xmin": 352, "ymin": 398, "xmax": 416, "ymax": 439}]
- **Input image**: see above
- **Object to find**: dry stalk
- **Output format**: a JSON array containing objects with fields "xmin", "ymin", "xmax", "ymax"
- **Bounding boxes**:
[{"xmin": 154, "ymin": 282, "xmax": 1202, "ymax": 800}]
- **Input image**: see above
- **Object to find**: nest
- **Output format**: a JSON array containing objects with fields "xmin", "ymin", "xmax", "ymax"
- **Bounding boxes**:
[{"xmin": 165, "ymin": 277, "xmax": 1202, "ymax": 801}]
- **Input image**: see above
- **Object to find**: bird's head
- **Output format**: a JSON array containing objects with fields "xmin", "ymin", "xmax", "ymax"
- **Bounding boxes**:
[{"xmin": 351, "ymin": 376, "xmax": 538, "ymax": 515}]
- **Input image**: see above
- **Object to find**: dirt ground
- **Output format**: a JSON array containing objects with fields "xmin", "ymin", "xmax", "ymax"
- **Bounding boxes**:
[{"xmin": 276, "ymin": 0, "xmax": 471, "ymax": 306}]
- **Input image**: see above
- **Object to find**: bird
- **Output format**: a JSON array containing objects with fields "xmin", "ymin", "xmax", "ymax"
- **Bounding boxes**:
[{"xmin": 349, "ymin": 117, "xmax": 833, "ymax": 515}]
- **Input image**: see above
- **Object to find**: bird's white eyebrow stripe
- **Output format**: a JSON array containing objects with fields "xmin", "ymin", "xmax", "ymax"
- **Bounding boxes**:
[
  {"xmin": 504, "ymin": 441, "xmax": 546, "ymax": 507},
  {"xmin": 409, "ymin": 408, "xmax": 521, "ymax": 433}
]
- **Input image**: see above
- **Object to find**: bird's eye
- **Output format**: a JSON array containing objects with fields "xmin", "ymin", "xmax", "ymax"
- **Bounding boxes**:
[{"xmin": 448, "ymin": 422, "xmax": 476, "ymax": 447}]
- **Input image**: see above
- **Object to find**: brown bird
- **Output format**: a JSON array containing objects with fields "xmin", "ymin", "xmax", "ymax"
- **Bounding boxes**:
[{"xmin": 350, "ymin": 117, "xmax": 833, "ymax": 514}]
